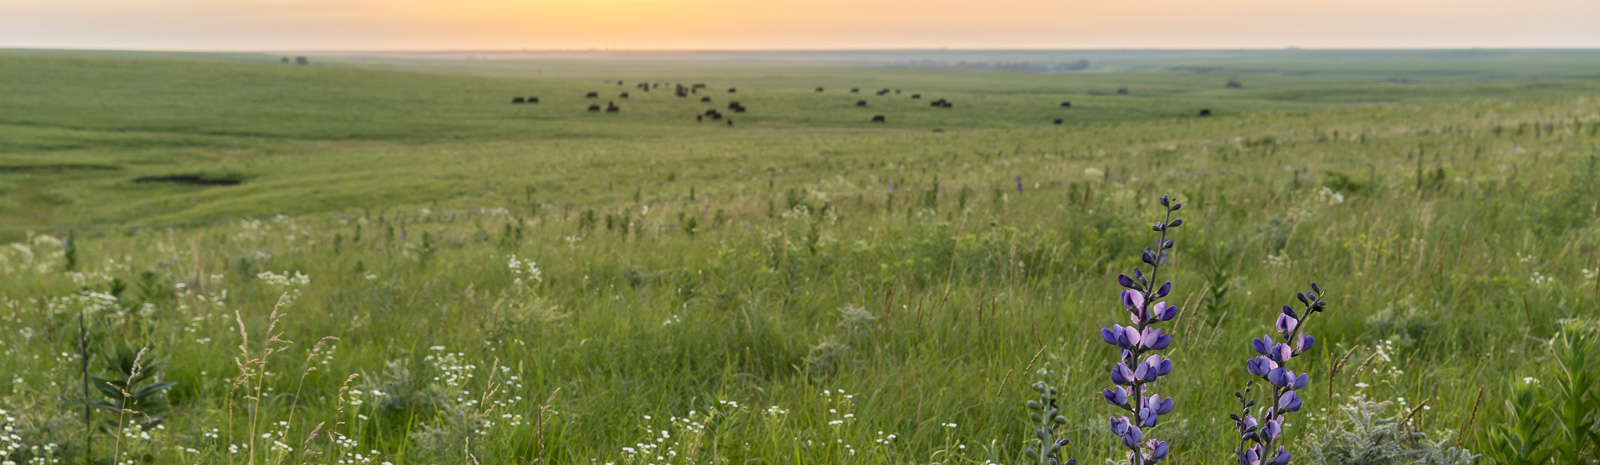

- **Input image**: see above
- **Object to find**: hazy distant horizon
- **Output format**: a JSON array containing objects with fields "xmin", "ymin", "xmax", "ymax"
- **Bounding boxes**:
[{"xmin": 4, "ymin": 0, "xmax": 1599, "ymax": 52}]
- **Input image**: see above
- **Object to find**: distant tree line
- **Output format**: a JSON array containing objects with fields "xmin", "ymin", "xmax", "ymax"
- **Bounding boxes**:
[{"xmin": 856, "ymin": 59, "xmax": 1091, "ymax": 74}]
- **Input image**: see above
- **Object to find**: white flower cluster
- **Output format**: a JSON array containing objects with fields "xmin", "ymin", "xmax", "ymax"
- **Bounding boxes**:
[{"xmin": 507, "ymin": 255, "xmax": 542, "ymax": 284}]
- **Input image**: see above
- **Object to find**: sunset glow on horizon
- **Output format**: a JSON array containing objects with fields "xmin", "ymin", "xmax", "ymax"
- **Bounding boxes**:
[{"xmin": 3, "ymin": 0, "xmax": 1599, "ymax": 51}]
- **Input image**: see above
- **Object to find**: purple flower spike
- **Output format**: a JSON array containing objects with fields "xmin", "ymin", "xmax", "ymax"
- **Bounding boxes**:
[{"xmin": 1102, "ymin": 196, "xmax": 1184, "ymax": 465}]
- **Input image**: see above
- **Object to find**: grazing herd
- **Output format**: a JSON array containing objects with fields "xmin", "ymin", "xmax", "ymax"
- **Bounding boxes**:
[{"xmin": 505, "ymin": 81, "xmax": 1217, "ymax": 126}]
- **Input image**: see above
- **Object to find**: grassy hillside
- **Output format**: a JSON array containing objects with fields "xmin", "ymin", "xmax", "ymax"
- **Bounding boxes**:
[{"xmin": 0, "ymin": 50, "xmax": 1597, "ymax": 465}]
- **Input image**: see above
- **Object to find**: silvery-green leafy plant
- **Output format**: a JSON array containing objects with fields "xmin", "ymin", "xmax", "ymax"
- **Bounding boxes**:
[
  {"xmin": 1232, "ymin": 283, "xmax": 1327, "ymax": 465},
  {"xmin": 1022, "ymin": 363, "xmax": 1076, "ymax": 465},
  {"xmin": 1101, "ymin": 195, "xmax": 1183, "ymax": 465}
]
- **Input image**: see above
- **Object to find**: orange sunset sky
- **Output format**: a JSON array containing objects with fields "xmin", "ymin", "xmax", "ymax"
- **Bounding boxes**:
[{"xmin": 2, "ymin": 0, "xmax": 1599, "ymax": 50}]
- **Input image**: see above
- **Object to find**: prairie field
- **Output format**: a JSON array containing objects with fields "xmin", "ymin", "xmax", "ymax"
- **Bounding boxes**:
[{"xmin": 0, "ymin": 49, "xmax": 1597, "ymax": 465}]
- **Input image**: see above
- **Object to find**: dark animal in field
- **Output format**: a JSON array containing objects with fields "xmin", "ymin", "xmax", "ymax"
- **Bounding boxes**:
[
  {"xmin": 1198, "ymin": 109, "xmax": 1212, "ymax": 116},
  {"xmin": 815, "ymin": 87, "xmax": 824, "ymax": 92},
  {"xmin": 871, "ymin": 115, "xmax": 886, "ymax": 123},
  {"xmin": 528, "ymin": 97, "xmax": 540, "ymax": 103},
  {"xmin": 732, "ymin": 106, "xmax": 745, "ymax": 113},
  {"xmin": 587, "ymin": 105, "xmax": 601, "ymax": 112},
  {"xmin": 931, "ymin": 128, "xmax": 945, "ymax": 133},
  {"xmin": 620, "ymin": 92, "xmax": 629, "ymax": 98},
  {"xmin": 727, "ymin": 102, "xmax": 741, "ymax": 110},
  {"xmin": 911, "ymin": 94, "xmax": 921, "ymax": 99},
  {"xmin": 692, "ymin": 83, "xmax": 707, "ymax": 90},
  {"xmin": 856, "ymin": 100, "xmax": 867, "ymax": 107},
  {"xmin": 930, "ymin": 98, "xmax": 952, "ymax": 108},
  {"xmin": 1060, "ymin": 101, "xmax": 1071, "ymax": 107},
  {"xmin": 281, "ymin": 57, "xmax": 289, "ymax": 64},
  {"xmin": 876, "ymin": 89, "xmax": 889, "ymax": 95},
  {"xmin": 1053, "ymin": 119, "xmax": 1063, "ymax": 125},
  {"xmin": 512, "ymin": 97, "xmax": 525, "ymax": 104},
  {"xmin": 727, "ymin": 119, "xmax": 733, "ymax": 126},
  {"xmin": 727, "ymin": 88, "xmax": 736, "ymax": 93},
  {"xmin": 1116, "ymin": 87, "xmax": 1129, "ymax": 95},
  {"xmin": 295, "ymin": 56, "xmax": 308, "ymax": 65},
  {"xmin": 850, "ymin": 88, "xmax": 860, "ymax": 93},
  {"xmin": 586, "ymin": 92, "xmax": 599, "ymax": 98},
  {"xmin": 701, "ymin": 97, "xmax": 712, "ymax": 102},
  {"xmin": 606, "ymin": 102, "xmax": 620, "ymax": 113},
  {"xmin": 1226, "ymin": 79, "xmax": 1242, "ymax": 88},
  {"xmin": 697, "ymin": 115, "xmax": 703, "ymax": 122},
  {"xmin": 704, "ymin": 109, "xmax": 720, "ymax": 116}
]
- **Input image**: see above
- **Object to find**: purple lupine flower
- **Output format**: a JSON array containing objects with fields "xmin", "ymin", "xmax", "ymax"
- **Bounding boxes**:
[
  {"xmin": 1102, "ymin": 195, "xmax": 1183, "ymax": 465},
  {"xmin": 1232, "ymin": 284, "xmax": 1329, "ymax": 465}
]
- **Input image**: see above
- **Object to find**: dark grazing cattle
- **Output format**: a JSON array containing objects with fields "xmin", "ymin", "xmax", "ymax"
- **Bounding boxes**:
[
  {"xmin": 697, "ymin": 115, "xmax": 703, "ymax": 122},
  {"xmin": 701, "ymin": 97, "xmax": 712, "ymax": 102},
  {"xmin": 1060, "ymin": 101, "xmax": 1071, "ymax": 107},
  {"xmin": 1053, "ymin": 119, "xmax": 1063, "ymax": 125},
  {"xmin": 704, "ymin": 109, "xmax": 720, "ymax": 116},
  {"xmin": 815, "ymin": 87, "xmax": 824, "ymax": 92},
  {"xmin": 931, "ymin": 128, "xmax": 945, "ymax": 133},
  {"xmin": 727, "ymin": 87, "xmax": 736, "ymax": 93},
  {"xmin": 850, "ymin": 88, "xmax": 860, "ymax": 93},
  {"xmin": 732, "ymin": 106, "xmax": 745, "ymax": 113},
  {"xmin": 512, "ymin": 97, "xmax": 525, "ymax": 104},
  {"xmin": 856, "ymin": 100, "xmax": 867, "ymax": 107},
  {"xmin": 528, "ymin": 97, "xmax": 539, "ymax": 103},
  {"xmin": 726, "ymin": 119, "xmax": 733, "ymax": 126},
  {"xmin": 875, "ymin": 89, "xmax": 889, "ymax": 95},
  {"xmin": 587, "ymin": 105, "xmax": 601, "ymax": 112},
  {"xmin": 620, "ymin": 92, "xmax": 629, "ymax": 98},
  {"xmin": 930, "ymin": 98, "xmax": 952, "ymax": 108},
  {"xmin": 1116, "ymin": 87, "xmax": 1130, "ymax": 95},
  {"xmin": 1226, "ymin": 79, "xmax": 1243, "ymax": 88},
  {"xmin": 871, "ymin": 115, "xmax": 886, "ymax": 123},
  {"xmin": 911, "ymin": 94, "xmax": 921, "ymax": 99},
  {"xmin": 727, "ymin": 102, "xmax": 741, "ymax": 110},
  {"xmin": 586, "ymin": 92, "xmax": 599, "ymax": 98},
  {"xmin": 1198, "ymin": 109, "xmax": 1212, "ymax": 116},
  {"xmin": 692, "ymin": 83, "xmax": 707, "ymax": 90}
]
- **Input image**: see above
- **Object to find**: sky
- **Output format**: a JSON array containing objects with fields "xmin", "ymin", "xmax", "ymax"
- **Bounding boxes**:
[{"xmin": 3, "ymin": 0, "xmax": 1599, "ymax": 51}]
